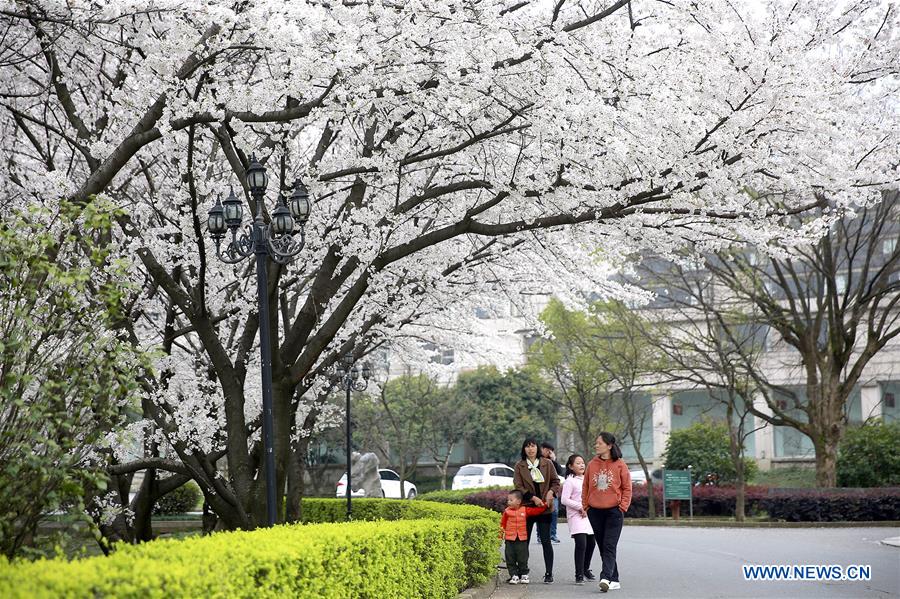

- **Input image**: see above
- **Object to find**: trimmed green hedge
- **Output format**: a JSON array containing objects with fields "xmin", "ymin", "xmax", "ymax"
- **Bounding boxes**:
[
  {"xmin": 761, "ymin": 488, "xmax": 900, "ymax": 522},
  {"xmin": 301, "ymin": 497, "xmax": 500, "ymax": 524},
  {"xmin": 0, "ymin": 499, "xmax": 500, "ymax": 598}
]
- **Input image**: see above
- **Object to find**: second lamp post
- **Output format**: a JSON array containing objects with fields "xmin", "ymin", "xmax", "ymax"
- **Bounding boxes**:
[
  {"xmin": 337, "ymin": 354, "xmax": 370, "ymax": 521},
  {"xmin": 206, "ymin": 155, "xmax": 311, "ymax": 527}
]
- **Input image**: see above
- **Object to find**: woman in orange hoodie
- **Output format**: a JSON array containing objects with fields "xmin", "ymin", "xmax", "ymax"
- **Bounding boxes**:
[{"xmin": 582, "ymin": 432, "xmax": 632, "ymax": 593}]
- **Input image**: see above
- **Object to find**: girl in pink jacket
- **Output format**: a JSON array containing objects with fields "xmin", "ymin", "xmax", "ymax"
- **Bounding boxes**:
[{"xmin": 561, "ymin": 454, "xmax": 596, "ymax": 585}]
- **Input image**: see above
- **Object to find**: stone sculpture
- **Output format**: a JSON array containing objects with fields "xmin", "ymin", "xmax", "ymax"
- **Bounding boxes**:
[{"xmin": 349, "ymin": 451, "xmax": 382, "ymax": 498}]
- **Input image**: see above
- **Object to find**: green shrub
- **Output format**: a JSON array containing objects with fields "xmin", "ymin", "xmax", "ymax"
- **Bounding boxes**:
[
  {"xmin": 0, "ymin": 500, "xmax": 499, "ymax": 598},
  {"xmin": 153, "ymin": 481, "xmax": 201, "ymax": 515},
  {"xmin": 300, "ymin": 497, "xmax": 500, "ymax": 524},
  {"xmin": 762, "ymin": 488, "xmax": 900, "ymax": 521},
  {"xmin": 837, "ymin": 420, "xmax": 900, "ymax": 487},
  {"xmin": 416, "ymin": 486, "xmax": 510, "ymax": 504},
  {"xmin": 664, "ymin": 420, "xmax": 757, "ymax": 485}
]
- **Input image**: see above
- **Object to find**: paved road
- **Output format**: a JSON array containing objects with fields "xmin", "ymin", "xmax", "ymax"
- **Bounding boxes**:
[{"xmin": 491, "ymin": 524, "xmax": 900, "ymax": 598}]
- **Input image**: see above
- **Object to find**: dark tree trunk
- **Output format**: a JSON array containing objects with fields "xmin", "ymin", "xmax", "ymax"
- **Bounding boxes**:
[
  {"xmin": 286, "ymin": 435, "xmax": 310, "ymax": 523},
  {"xmin": 132, "ymin": 468, "xmax": 157, "ymax": 542}
]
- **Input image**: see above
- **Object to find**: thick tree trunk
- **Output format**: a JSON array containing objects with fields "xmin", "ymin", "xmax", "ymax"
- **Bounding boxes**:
[
  {"xmin": 273, "ymin": 382, "xmax": 293, "ymax": 523},
  {"xmin": 199, "ymin": 481, "xmax": 251, "ymax": 531},
  {"xmin": 131, "ymin": 468, "xmax": 156, "ymax": 542},
  {"xmin": 806, "ymin": 375, "xmax": 846, "ymax": 488},
  {"xmin": 93, "ymin": 472, "xmax": 137, "ymax": 548},
  {"xmin": 286, "ymin": 435, "xmax": 309, "ymax": 523},
  {"xmin": 813, "ymin": 437, "xmax": 839, "ymax": 487}
]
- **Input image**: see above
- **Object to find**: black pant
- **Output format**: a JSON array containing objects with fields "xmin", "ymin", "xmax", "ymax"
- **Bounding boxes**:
[
  {"xmin": 504, "ymin": 539, "xmax": 530, "ymax": 577},
  {"xmin": 526, "ymin": 515, "xmax": 553, "ymax": 575},
  {"xmin": 573, "ymin": 533, "xmax": 595, "ymax": 578},
  {"xmin": 587, "ymin": 507, "xmax": 623, "ymax": 582}
]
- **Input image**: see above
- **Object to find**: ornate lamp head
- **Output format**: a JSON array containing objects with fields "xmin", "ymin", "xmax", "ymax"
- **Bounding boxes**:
[{"xmin": 207, "ymin": 197, "xmax": 226, "ymax": 239}]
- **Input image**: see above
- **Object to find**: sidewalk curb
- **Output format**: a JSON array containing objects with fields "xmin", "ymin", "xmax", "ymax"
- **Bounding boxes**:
[
  {"xmin": 458, "ymin": 572, "xmax": 499, "ymax": 599},
  {"xmin": 621, "ymin": 519, "xmax": 900, "ymax": 528}
]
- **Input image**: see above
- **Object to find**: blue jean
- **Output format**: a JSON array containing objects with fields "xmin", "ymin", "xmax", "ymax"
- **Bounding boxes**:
[{"xmin": 549, "ymin": 497, "xmax": 559, "ymax": 539}]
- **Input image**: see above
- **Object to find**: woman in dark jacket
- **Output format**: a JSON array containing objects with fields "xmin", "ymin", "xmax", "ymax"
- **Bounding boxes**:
[{"xmin": 513, "ymin": 437, "xmax": 562, "ymax": 584}]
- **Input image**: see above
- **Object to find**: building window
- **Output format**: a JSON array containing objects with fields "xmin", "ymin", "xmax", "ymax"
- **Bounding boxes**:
[
  {"xmin": 776, "ymin": 399, "xmax": 788, "ymax": 410},
  {"xmin": 835, "ymin": 274, "xmax": 847, "ymax": 294},
  {"xmin": 429, "ymin": 348, "xmax": 455, "ymax": 365},
  {"xmin": 672, "ymin": 403, "xmax": 683, "ymax": 416},
  {"xmin": 883, "ymin": 238, "xmax": 897, "ymax": 255},
  {"xmin": 885, "ymin": 393, "xmax": 896, "ymax": 409},
  {"xmin": 474, "ymin": 306, "xmax": 492, "ymax": 319},
  {"xmin": 422, "ymin": 342, "xmax": 455, "ymax": 365}
]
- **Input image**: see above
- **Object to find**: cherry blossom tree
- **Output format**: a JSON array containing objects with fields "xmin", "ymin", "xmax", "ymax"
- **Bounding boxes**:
[{"xmin": 1, "ymin": 0, "xmax": 897, "ymax": 532}]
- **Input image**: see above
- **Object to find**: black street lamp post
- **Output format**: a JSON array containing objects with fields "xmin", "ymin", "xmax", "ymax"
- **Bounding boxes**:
[
  {"xmin": 206, "ymin": 155, "xmax": 312, "ymax": 527},
  {"xmin": 337, "ymin": 353, "xmax": 371, "ymax": 521}
]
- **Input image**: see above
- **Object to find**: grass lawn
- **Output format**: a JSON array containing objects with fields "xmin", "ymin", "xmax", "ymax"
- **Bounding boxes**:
[{"xmin": 752, "ymin": 466, "xmax": 817, "ymax": 488}]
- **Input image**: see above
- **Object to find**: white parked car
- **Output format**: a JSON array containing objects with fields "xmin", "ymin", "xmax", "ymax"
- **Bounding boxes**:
[
  {"xmin": 451, "ymin": 463, "xmax": 515, "ymax": 490},
  {"xmin": 630, "ymin": 468, "xmax": 663, "ymax": 486},
  {"xmin": 335, "ymin": 469, "xmax": 418, "ymax": 499}
]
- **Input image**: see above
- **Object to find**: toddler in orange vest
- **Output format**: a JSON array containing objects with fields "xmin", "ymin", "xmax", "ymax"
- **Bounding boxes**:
[{"xmin": 500, "ymin": 489, "xmax": 550, "ymax": 584}]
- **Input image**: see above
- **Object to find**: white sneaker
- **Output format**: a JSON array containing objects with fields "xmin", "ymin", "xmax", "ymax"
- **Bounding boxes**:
[
  {"xmin": 609, "ymin": 581, "xmax": 621, "ymax": 590},
  {"xmin": 599, "ymin": 578, "xmax": 610, "ymax": 592},
  {"xmin": 520, "ymin": 575, "xmax": 530, "ymax": 584},
  {"xmin": 508, "ymin": 575, "xmax": 519, "ymax": 585}
]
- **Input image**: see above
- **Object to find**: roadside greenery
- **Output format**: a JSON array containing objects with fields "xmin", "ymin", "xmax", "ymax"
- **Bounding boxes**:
[
  {"xmin": 752, "ymin": 467, "xmax": 817, "ymax": 489},
  {"xmin": 153, "ymin": 482, "xmax": 202, "ymax": 515},
  {"xmin": 0, "ymin": 499, "xmax": 499, "ymax": 598},
  {"xmin": 354, "ymin": 374, "xmax": 457, "ymax": 496},
  {"xmin": 0, "ymin": 200, "xmax": 145, "ymax": 559},
  {"xmin": 457, "ymin": 366, "xmax": 555, "ymax": 464},
  {"xmin": 837, "ymin": 420, "xmax": 900, "ymax": 488},
  {"xmin": 663, "ymin": 421, "xmax": 758, "ymax": 485}
]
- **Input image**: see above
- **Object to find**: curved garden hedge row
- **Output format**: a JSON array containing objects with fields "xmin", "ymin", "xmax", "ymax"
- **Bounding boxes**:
[{"xmin": 0, "ymin": 499, "xmax": 500, "ymax": 598}]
